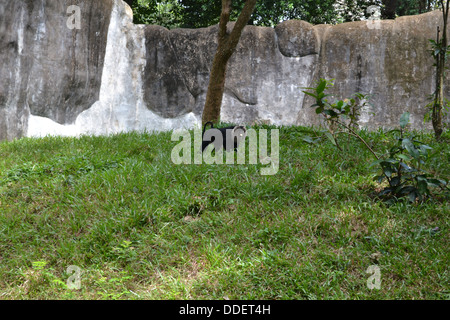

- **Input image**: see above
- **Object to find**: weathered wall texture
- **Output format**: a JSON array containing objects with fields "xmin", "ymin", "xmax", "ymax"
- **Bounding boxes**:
[
  {"xmin": 0, "ymin": 0, "xmax": 113, "ymax": 140},
  {"xmin": 0, "ymin": 0, "xmax": 448, "ymax": 140},
  {"xmin": 309, "ymin": 13, "xmax": 450, "ymax": 129}
]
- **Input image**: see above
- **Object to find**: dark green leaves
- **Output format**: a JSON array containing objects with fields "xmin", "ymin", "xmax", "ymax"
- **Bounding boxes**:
[
  {"xmin": 316, "ymin": 79, "xmax": 327, "ymax": 94},
  {"xmin": 402, "ymin": 138, "xmax": 420, "ymax": 160},
  {"xmin": 370, "ymin": 113, "xmax": 447, "ymax": 203},
  {"xmin": 303, "ymin": 81, "xmax": 448, "ymax": 204},
  {"xmin": 399, "ymin": 112, "xmax": 410, "ymax": 129}
]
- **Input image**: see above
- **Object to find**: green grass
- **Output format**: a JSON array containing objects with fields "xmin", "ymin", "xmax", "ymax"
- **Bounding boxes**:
[{"xmin": 0, "ymin": 126, "xmax": 448, "ymax": 300}]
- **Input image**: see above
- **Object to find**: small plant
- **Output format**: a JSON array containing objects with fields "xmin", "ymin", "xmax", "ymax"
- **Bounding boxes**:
[
  {"xmin": 31, "ymin": 260, "xmax": 48, "ymax": 270},
  {"xmin": 370, "ymin": 112, "xmax": 448, "ymax": 202},
  {"xmin": 424, "ymin": 95, "xmax": 450, "ymax": 130},
  {"xmin": 303, "ymin": 79, "xmax": 449, "ymax": 203},
  {"xmin": 19, "ymin": 261, "xmax": 69, "ymax": 297},
  {"xmin": 302, "ymin": 79, "xmax": 373, "ymax": 152},
  {"xmin": 424, "ymin": 35, "xmax": 450, "ymax": 132},
  {"xmin": 426, "ymin": 2, "xmax": 450, "ymax": 140},
  {"xmin": 111, "ymin": 240, "xmax": 138, "ymax": 264},
  {"xmin": 95, "ymin": 270, "xmax": 133, "ymax": 300}
]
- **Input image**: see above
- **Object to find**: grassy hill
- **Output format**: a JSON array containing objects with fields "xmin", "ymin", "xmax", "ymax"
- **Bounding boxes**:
[{"xmin": 0, "ymin": 126, "xmax": 448, "ymax": 299}]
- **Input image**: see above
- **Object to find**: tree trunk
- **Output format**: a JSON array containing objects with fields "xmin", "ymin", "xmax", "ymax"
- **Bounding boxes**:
[
  {"xmin": 433, "ymin": 0, "xmax": 449, "ymax": 141},
  {"xmin": 419, "ymin": 0, "xmax": 425, "ymax": 13},
  {"xmin": 382, "ymin": 0, "xmax": 398, "ymax": 19},
  {"xmin": 433, "ymin": 35, "xmax": 444, "ymax": 141},
  {"xmin": 202, "ymin": 54, "xmax": 228, "ymax": 123},
  {"xmin": 201, "ymin": 0, "xmax": 257, "ymax": 125}
]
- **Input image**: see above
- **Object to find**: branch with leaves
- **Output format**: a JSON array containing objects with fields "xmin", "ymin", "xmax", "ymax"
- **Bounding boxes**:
[
  {"xmin": 427, "ymin": 0, "xmax": 450, "ymax": 140},
  {"xmin": 303, "ymin": 79, "xmax": 449, "ymax": 203}
]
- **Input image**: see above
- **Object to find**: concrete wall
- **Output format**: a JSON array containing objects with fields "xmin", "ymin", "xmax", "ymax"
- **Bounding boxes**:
[{"xmin": 0, "ymin": 0, "xmax": 112, "ymax": 140}]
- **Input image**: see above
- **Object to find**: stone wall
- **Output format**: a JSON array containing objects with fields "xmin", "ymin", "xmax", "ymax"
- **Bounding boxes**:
[
  {"xmin": 0, "ymin": 0, "xmax": 112, "ymax": 140},
  {"xmin": 0, "ymin": 0, "xmax": 448, "ymax": 140}
]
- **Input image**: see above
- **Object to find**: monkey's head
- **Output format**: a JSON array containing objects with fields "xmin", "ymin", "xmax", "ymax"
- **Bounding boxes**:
[
  {"xmin": 201, "ymin": 124, "xmax": 247, "ymax": 152},
  {"xmin": 232, "ymin": 126, "xmax": 247, "ymax": 142}
]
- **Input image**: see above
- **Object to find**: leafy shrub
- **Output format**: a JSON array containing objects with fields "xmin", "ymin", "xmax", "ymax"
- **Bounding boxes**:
[
  {"xmin": 303, "ymin": 79, "xmax": 449, "ymax": 203},
  {"xmin": 370, "ymin": 112, "xmax": 448, "ymax": 202}
]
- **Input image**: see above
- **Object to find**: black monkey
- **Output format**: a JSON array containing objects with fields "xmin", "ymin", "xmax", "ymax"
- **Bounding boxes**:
[{"xmin": 202, "ymin": 122, "xmax": 247, "ymax": 152}]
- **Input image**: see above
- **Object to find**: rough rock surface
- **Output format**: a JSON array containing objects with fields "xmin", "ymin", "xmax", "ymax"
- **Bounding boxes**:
[
  {"xmin": 0, "ymin": 0, "xmax": 112, "ymax": 140},
  {"xmin": 0, "ymin": 0, "xmax": 448, "ymax": 140},
  {"xmin": 309, "ymin": 11, "xmax": 450, "ymax": 128}
]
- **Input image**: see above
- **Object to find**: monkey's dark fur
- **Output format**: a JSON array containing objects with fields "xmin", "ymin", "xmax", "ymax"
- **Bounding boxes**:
[{"xmin": 201, "ymin": 122, "xmax": 247, "ymax": 152}]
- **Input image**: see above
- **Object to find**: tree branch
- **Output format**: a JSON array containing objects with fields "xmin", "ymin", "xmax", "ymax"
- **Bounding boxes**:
[
  {"xmin": 226, "ymin": 0, "xmax": 257, "ymax": 57},
  {"xmin": 218, "ymin": 0, "xmax": 232, "ymax": 42}
]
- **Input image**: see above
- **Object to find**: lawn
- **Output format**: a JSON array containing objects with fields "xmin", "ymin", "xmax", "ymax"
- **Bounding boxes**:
[{"xmin": 0, "ymin": 125, "xmax": 448, "ymax": 299}]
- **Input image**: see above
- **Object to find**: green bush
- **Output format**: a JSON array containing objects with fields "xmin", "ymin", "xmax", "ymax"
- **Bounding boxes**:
[{"xmin": 303, "ymin": 79, "xmax": 449, "ymax": 203}]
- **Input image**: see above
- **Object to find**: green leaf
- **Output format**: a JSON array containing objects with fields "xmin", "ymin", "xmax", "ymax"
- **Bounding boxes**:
[
  {"xmin": 390, "ymin": 176, "xmax": 401, "ymax": 187},
  {"xmin": 397, "ymin": 154, "xmax": 411, "ymax": 161},
  {"xmin": 379, "ymin": 160, "xmax": 398, "ymax": 178},
  {"xmin": 399, "ymin": 161, "xmax": 412, "ymax": 171},
  {"xmin": 324, "ymin": 132, "xmax": 337, "ymax": 146},
  {"xmin": 344, "ymin": 105, "xmax": 351, "ymax": 113},
  {"xmin": 316, "ymin": 80, "xmax": 327, "ymax": 94},
  {"xmin": 399, "ymin": 112, "xmax": 410, "ymax": 128},
  {"xmin": 303, "ymin": 91, "xmax": 318, "ymax": 99},
  {"xmin": 381, "ymin": 158, "xmax": 399, "ymax": 164},
  {"xmin": 373, "ymin": 174, "xmax": 386, "ymax": 183},
  {"xmin": 369, "ymin": 159, "xmax": 383, "ymax": 167},
  {"xmin": 427, "ymin": 178, "xmax": 446, "ymax": 187},
  {"xmin": 387, "ymin": 128, "xmax": 401, "ymax": 134},
  {"xmin": 417, "ymin": 179, "xmax": 429, "ymax": 195},
  {"xmin": 408, "ymin": 191, "xmax": 417, "ymax": 202},
  {"xmin": 323, "ymin": 109, "xmax": 338, "ymax": 117},
  {"xmin": 383, "ymin": 167, "xmax": 393, "ymax": 177},
  {"xmin": 397, "ymin": 185, "xmax": 417, "ymax": 199},
  {"xmin": 389, "ymin": 145, "xmax": 402, "ymax": 155},
  {"xmin": 317, "ymin": 92, "xmax": 326, "ymax": 100},
  {"xmin": 402, "ymin": 138, "xmax": 420, "ymax": 159},
  {"xmin": 379, "ymin": 187, "xmax": 394, "ymax": 196},
  {"xmin": 419, "ymin": 144, "xmax": 432, "ymax": 150},
  {"xmin": 419, "ymin": 144, "xmax": 433, "ymax": 155},
  {"xmin": 302, "ymin": 136, "xmax": 317, "ymax": 144}
]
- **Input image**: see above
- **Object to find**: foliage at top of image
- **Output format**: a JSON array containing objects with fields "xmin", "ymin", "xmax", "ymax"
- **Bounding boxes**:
[{"xmin": 129, "ymin": 0, "xmax": 442, "ymax": 29}]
